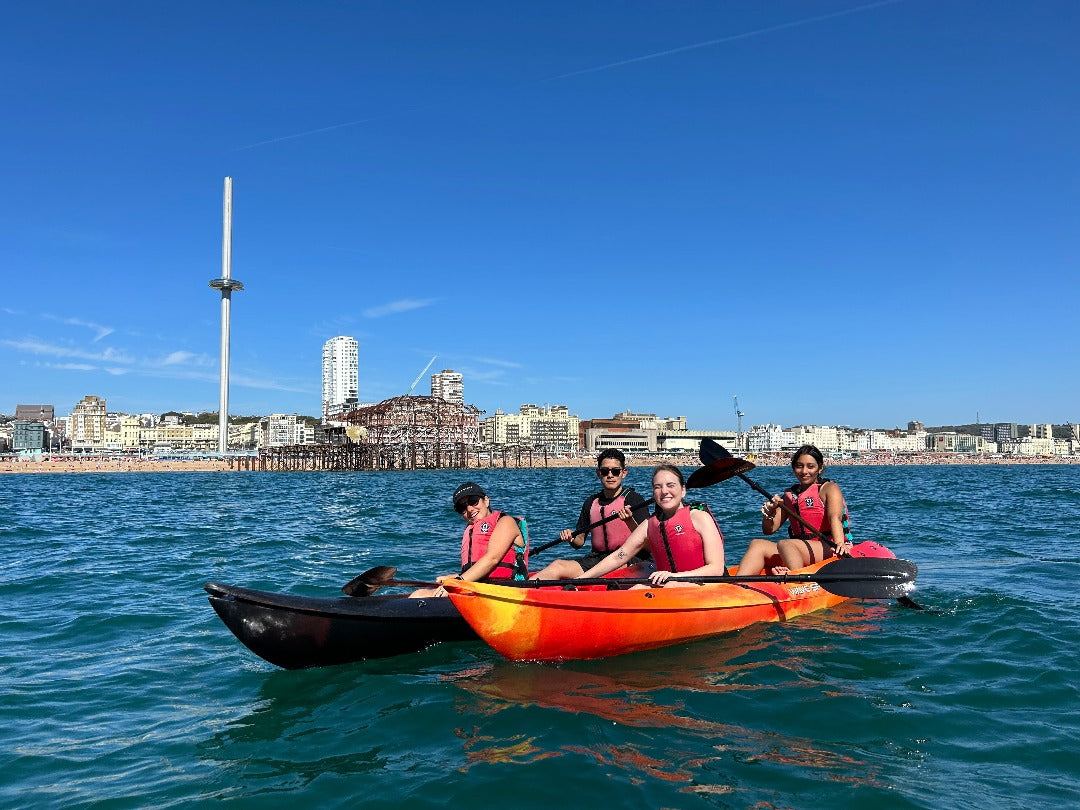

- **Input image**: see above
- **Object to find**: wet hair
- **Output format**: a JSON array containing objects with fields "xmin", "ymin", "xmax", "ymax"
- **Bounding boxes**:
[
  {"xmin": 790, "ymin": 445, "xmax": 825, "ymax": 469},
  {"xmin": 597, "ymin": 448, "xmax": 626, "ymax": 467},
  {"xmin": 652, "ymin": 463, "xmax": 685, "ymax": 487}
]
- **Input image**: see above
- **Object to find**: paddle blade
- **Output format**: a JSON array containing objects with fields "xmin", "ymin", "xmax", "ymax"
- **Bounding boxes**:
[
  {"xmin": 896, "ymin": 595, "xmax": 927, "ymax": 611},
  {"xmin": 686, "ymin": 456, "xmax": 755, "ymax": 489},
  {"xmin": 699, "ymin": 437, "xmax": 733, "ymax": 465},
  {"xmin": 812, "ymin": 557, "xmax": 919, "ymax": 600},
  {"xmin": 342, "ymin": 565, "xmax": 398, "ymax": 597}
]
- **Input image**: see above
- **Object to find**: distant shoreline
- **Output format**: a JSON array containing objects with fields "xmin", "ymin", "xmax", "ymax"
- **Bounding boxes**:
[{"xmin": 2, "ymin": 452, "xmax": 1077, "ymax": 475}]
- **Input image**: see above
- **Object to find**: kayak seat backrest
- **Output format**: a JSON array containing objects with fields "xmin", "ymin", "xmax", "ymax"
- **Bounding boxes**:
[{"xmin": 513, "ymin": 516, "xmax": 529, "ymax": 580}]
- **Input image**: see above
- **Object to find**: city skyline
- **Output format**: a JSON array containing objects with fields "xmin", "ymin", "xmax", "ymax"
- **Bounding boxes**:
[
  {"xmin": 2, "ymin": 389, "xmax": 1073, "ymax": 438},
  {"xmin": 2, "ymin": 3, "xmax": 1077, "ymax": 428}
]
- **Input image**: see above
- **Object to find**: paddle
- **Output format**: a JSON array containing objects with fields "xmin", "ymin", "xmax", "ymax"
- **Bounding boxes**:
[
  {"xmin": 342, "ymin": 565, "xmax": 399, "ymax": 596},
  {"xmin": 348, "ymin": 557, "xmax": 918, "ymax": 601},
  {"xmin": 700, "ymin": 439, "xmax": 839, "ymax": 542},
  {"xmin": 529, "ymin": 454, "xmax": 757, "ymax": 557},
  {"xmin": 699, "ymin": 439, "xmax": 925, "ymax": 609}
]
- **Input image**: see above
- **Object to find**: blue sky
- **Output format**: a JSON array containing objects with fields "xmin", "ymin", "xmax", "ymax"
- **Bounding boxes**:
[{"xmin": 2, "ymin": 1, "xmax": 1077, "ymax": 430}]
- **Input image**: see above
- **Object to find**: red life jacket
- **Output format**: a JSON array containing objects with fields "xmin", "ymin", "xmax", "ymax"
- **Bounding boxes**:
[
  {"xmin": 460, "ymin": 510, "xmax": 529, "ymax": 580},
  {"xmin": 587, "ymin": 490, "xmax": 635, "ymax": 553},
  {"xmin": 784, "ymin": 479, "xmax": 852, "ymax": 542},
  {"xmin": 646, "ymin": 504, "xmax": 723, "ymax": 573}
]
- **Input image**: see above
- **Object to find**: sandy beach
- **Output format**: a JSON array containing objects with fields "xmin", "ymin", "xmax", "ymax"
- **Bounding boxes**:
[
  {"xmin": 1, "ymin": 457, "xmax": 233, "ymax": 474},
  {"xmin": 2, "ymin": 452, "xmax": 1076, "ymax": 474}
]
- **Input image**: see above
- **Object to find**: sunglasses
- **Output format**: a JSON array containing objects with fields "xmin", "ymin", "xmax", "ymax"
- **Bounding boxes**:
[
  {"xmin": 597, "ymin": 467, "xmax": 623, "ymax": 477},
  {"xmin": 454, "ymin": 494, "xmax": 483, "ymax": 513}
]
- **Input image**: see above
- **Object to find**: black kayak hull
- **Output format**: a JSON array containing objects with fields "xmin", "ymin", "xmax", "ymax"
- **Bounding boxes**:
[{"xmin": 205, "ymin": 582, "xmax": 477, "ymax": 669}]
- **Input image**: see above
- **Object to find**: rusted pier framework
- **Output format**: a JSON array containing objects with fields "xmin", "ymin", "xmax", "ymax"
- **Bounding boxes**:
[
  {"xmin": 345, "ymin": 395, "xmax": 481, "ymax": 469},
  {"xmin": 254, "ymin": 441, "xmax": 539, "ymax": 471},
  {"xmin": 253, "ymin": 395, "xmax": 539, "ymax": 472}
]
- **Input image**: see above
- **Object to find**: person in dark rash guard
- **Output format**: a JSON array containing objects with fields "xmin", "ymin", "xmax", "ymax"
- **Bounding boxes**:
[
  {"xmin": 529, "ymin": 449, "xmax": 652, "ymax": 581},
  {"xmin": 577, "ymin": 464, "xmax": 726, "ymax": 588}
]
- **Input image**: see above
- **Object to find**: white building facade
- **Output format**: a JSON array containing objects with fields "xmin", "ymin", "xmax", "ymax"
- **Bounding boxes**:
[
  {"xmin": 430, "ymin": 369, "xmax": 464, "ymax": 404},
  {"xmin": 747, "ymin": 424, "xmax": 786, "ymax": 453},
  {"xmin": 481, "ymin": 404, "xmax": 580, "ymax": 453},
  {"xmin": 259, "ymin": 414, "xmax": 313, "ymax": 448},
  {"xmin": 322, "ymin": 336, "xmax": 359, "ymax": 420},
  {"xmin": 70, "ymin": 395, "xmax": 107, "ymax": 450}
]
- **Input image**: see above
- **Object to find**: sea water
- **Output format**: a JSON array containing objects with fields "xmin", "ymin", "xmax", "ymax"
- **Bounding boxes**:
[{"xmin": 2, "ymin": 465, "xmax": 1078, "ymax": 808}]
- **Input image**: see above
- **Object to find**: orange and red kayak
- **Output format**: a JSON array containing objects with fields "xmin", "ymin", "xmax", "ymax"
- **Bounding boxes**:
[{"xmin": 444, "ymin": 541, "xmax": 901, "ymax": 662}]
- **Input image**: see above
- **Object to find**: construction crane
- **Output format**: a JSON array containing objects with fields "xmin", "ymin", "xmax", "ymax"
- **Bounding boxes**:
[
  {"xmin": 406, "ymin": 355, "xmax": 438, "ymax": 396},
  {"xmin": 733, "ymin": 395, "xmax": 744, "ymax": 450}
]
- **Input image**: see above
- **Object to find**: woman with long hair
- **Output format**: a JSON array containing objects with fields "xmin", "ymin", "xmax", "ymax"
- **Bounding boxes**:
[{"xmin": 736, "ymin": 445, "xmax": 852, "ymax": 576}]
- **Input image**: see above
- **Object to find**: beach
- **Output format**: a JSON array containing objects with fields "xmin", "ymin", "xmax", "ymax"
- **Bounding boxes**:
[
  {"xmin": 0, "ymin": 456, "xmax": 233, "ymax": 474},
  {"xmin": 2, "ymin": 451, "xmax": 1076, "ymax": 474}
]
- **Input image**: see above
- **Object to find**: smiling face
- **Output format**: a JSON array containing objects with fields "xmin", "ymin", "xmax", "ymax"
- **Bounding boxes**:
[
  {"xmin": 652, "ymin": 468, "xmax": 686, "ymax": 515},
  {"xmin": 455, "ymin": 494, "xmax": 491, "ymax": 524},
  {"xmin": 792, "ymin": 454, "xmax": 824, "ymax": 488}
]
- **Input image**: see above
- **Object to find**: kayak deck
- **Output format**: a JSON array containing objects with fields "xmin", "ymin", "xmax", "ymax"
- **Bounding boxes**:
[{"xmin": 445, "ymin": 541, "xmax": 897, "ymax": 662}]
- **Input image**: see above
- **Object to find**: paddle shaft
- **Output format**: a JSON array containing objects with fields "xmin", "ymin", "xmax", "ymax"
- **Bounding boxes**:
[
  {"xmin": 741, "ymin": 472, "xmax": 840, "ymax": 550},
  {"xmin": 699, "ymin": 440, "xmax": 927, "ymax": 609},
  {"xmin": 356, "ymin": 573, "xmax": 879, "ymax": 590},
  {"xmin": 536, "ymin": 571, "xmax": 906, "ymax": 588},
  {"xmin": 532, "ymin": 456, "xmax": 753, "ymax": 557},
  {"xmin": 699, "ymin": 440, "xmax": 838, "ymax": 549},
  {"xmin": 354, "ymin": 556, "xmax": 918, "ymax": 600},
  {"xmin": 531, "ymin": 496, "xmax": 656, "ymax": 556},
  {"xmin": 442, "ymin": 556, "xmax": 918, "ymax": 600}
]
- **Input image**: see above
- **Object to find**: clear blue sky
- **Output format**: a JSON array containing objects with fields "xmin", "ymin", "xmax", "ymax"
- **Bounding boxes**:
[{"xmin": 2, "ymin": 1, "xmax": 1076, "ymax": 430}]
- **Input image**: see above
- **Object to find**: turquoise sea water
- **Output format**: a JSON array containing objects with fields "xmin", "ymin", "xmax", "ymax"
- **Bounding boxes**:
[{"xmin": 3, "ymin": 465, "xmax": 1079, "ymax": 808}]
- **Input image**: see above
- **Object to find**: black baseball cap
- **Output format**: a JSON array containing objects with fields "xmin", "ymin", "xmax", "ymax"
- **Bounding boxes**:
[{"xmin": 452, "ymin": 482, "xmax": 486, "ymax": 508}]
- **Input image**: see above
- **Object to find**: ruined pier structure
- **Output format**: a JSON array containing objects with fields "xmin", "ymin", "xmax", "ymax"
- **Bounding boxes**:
[{"xmin": 247, "ymin": 395, "xmax": 538, "ymax": 472}]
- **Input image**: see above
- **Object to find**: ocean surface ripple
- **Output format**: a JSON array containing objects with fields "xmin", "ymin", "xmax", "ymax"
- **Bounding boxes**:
[{"xmin": 2, "ymin": 465, "xmax": 1078, "ymax": 808}]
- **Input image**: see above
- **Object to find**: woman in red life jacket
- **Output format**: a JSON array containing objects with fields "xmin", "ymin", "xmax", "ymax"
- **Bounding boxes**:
[
  {"xmin": 735, "ymin": 445, "xmax": 853, "ymax": 576},
  {"xmin": 529, "ymin": 449, "xmax": 651, "ymax": 581},
  {"xmin": 576, "ymin": 464, "xmax": 726, "ymax": 588},
  {"xmin": 410, "ymin": 482, "xmax": 526, "ymax": 598}
]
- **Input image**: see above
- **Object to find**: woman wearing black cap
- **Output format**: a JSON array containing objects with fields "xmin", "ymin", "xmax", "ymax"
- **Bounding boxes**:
[{"xmin": 410, "ymin": 482, "xmax": 527, "ymax": 598}]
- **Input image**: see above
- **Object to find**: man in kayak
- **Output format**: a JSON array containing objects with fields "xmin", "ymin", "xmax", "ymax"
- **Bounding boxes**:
[
  {"xmin": 529, "ymin": 449, "xmax": 653, "ymax": 581},
  {"xmin": 577, "ymin": 464, "xmax": 726, "ymax": 587},
  {"xmin": 410, "ymin": 482, "xmax": 528, "ymax": 597}
]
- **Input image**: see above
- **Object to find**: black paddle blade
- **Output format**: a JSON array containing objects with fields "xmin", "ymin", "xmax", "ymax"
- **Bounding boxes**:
[
  {"xmin": 811, "ymin": 556, "xmax": 919, "ymax": 600},
  {"xmin": 686, "ymin": 456, "xmax": 755, "ymax": 489},
  {"xmin": 342, "ymin": 565, "xmax": 398, "ymax": 597},
  {"xmin": 699, "ymin": 437, "xmax": 733, "ymax": 465},
  {"xmin": 896, "ymin": 595, "xmax": 927, "ymax": 610}
]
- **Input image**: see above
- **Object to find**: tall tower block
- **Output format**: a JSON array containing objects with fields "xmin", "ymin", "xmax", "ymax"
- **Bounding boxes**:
[{"xmin": 209, "ymin": 177, "xmax": 244, "ymax": 454}]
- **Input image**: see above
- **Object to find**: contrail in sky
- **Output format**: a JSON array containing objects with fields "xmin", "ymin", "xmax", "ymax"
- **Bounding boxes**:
[
  {"xmin": 544, "ymin": 0, "xmax": 902, "ymax": 81},
  {"xmin": 236, "ymin": 0, "xmax": 900, "ymax": 150}
]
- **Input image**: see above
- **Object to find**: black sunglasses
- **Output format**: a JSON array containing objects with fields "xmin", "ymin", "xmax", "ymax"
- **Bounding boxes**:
[
  {"xmin": 454, "ymin": 494, "xmax": 483, "ymax": 513},
  {"xmin": 598, "ymin": 467, "xmax": 623, "ymax": 477}
]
